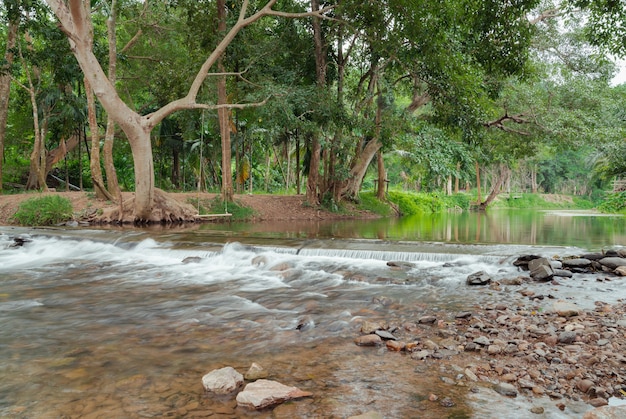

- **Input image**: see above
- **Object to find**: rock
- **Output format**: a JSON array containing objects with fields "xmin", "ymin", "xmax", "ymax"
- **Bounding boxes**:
[
  {"xmin": 375, "ymin": 330, "xmax": 397, "ymax": 340},
  {"xmin": 598, "ymin": 257, "xmax": 626, "ymax": 270},
  {"xmin": 487, "ymin": 345, "xmax": 502, "ymax": 354},
  {"xmin": 577, "ymin": 379, "xmax": 594, "ymax": 393},
  {"xmin": 347, "ymin": 412, "xmax": 384, "ymax": 419},
  {"xmin": 296, "ymin": 315, "xmax": 315, "ymax": 331},
  {"xmin": 583, "ymin": 406, "xmax": 626, "ymax": 419},
  {"xmin": 464, "ymin": 368, "xmax": 478, "ymax": 382},
  {"xmin": 494, "ymin": 382, "xmax": 518, "ymax": 397},
  {"xmin": 553, "ymin": 300, "xmax": 581, "ymax": 317},
  {"xmin": 244, "ymin": 363, "xmax": 268, "ymax": 380},
  {"xmin": 386, "ymin": 261, "xmax": 414, "ymax": 269},
  {"xmin": 588, "ymin": 398, "xmax": 609, "ymax": 407},
  {"xmin": 528, "ymin": 258, "xmax": 554, "ymax": 281},
  {"xmin": 202, "ymin": 366, "xmax": 243, "ymax": 394},
  {"xmin": 558, "ymin": 331, "xmax": 577, "ymax": 344},
  {"xmin": 563, "ymin": 258, "xmax": 592, "ymax": 268},
  {"xmin": 236, "ymin": 379, "xmax": 312, "ymax": 410},
  {"xmin": 615, "ymin": 266, "xmax": 626, "ymax": 276},
  {"xmin": 354, "ymin": 334, "xmax": 383, "ymax": 346},
  {"xmin": 440, "ymin": 397, "xmax": 455, "ymax": 407},
  {"xmin": 513, "ymin": 255, "xmax": 541, "ymax": 269},
  {"xmin": 182, "ymin": 256, "xmax": 202, "ymax": 264},
  {"xmin": 467, "ymin": 271, "xmax": 491, "ymax": 285},
  {"xmin": 361, "ymin": 321, "xmax": 384, "ymax": 334},
  {"xmin": 411, "ymin": 350, "xmax": 430, "ymax": 360},
  {"xmin": 418, "ymin": 315, "xmax": 437, "ymax": 324},
  {"xmin": 386, "ymin": 340, "xmax": 405, "ymax": 351},
  {"xmin": 530, "ymin": 406, "xmax": 545, "ymax": 414},
  {"xmin": 553, "ymin": 269, "xmax": 573, "ymax": 278},
  {"xmin": 473, "ymin": 336, "xmax": 491, "ymax": 346}
]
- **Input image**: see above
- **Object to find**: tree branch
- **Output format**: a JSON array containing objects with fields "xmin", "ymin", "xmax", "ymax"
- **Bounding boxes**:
[{"xmin": 484, "ymin": 112, "xmax": 531, "ymax": 135}]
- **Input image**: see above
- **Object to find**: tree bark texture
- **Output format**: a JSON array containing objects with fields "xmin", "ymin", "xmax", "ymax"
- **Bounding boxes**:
[{"xmin": 0, "ymin": 19, "xmax": 18, "ymax": 192}]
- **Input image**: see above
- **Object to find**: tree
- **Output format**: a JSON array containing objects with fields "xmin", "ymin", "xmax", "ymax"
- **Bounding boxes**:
[{"xmin": 44, "ymin": 0, "xmax": 330, "ymax": 222}]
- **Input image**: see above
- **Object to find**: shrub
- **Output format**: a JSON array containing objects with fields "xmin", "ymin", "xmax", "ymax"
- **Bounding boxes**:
[
  {"xmin": 12, "ymin": 195, "xmax": 74, "ymax": 226},
  {"xmin": 597, "ymin": 191, "xmax": 626, "ymax": 213}
]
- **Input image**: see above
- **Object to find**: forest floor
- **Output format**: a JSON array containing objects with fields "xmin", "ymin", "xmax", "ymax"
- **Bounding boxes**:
[{"xmin": 0, "ymin": 190, "xmax": 380, "ymax": 226}]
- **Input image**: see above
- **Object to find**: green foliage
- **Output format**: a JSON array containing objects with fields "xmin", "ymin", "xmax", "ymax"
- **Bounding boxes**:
[
  {"xmin": 387, "ymin": 191, "xmax": 445, "ymax": 215},
  {"xmin": 354, "ymin": 192, "xmax": 394, "ymax": 216},
  {"xmin": 597, "ymin": 191, "xmax": 626, "ymax": 214},
  {"xmin": 11, "ymin": 195, "xmax": 73, "ymax": 226},
  {"xmin": 491, "ymin": 193, "xmax": 593, "ymax": 209}
]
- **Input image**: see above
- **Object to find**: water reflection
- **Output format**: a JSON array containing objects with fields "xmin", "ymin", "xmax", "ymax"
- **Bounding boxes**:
[{"xmin": 200, "ymin": 209, "xmax": 625, "ymax": 250}]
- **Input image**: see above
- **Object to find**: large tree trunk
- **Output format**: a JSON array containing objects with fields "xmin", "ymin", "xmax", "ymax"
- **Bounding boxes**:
[
  {"xmin": 0, "ymin": 19, "xmax": 18, "ymax": 193},
  {"xmin": 103, "ymin": 0, "xmax": 121, "ymax": 198},
  {"xmin": 306, "ymin": 0, "xmax": 326, "ymax": 206},
  {"xmin": 217, "ymin": 0, "xmax": 233, "ymax": 202},
  {"xmin": 85, "ymin": 77, "xmax": 113, "ymax": 200},
  {"xmin": 376, "ymin": 150, "xmax": 386, "ymax": 200},
  {"xmin": 478, "ymin": 164, "xmax": 508, "ymax": 210}
]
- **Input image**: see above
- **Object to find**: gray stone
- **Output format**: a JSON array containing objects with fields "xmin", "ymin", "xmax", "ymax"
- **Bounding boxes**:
[
  {"xmin": 494, "ymin": 382, "xmax": 518, "ymax": 397},
  {"xmin": 467, "ymin": 271, "xmax": 491, "ymax": 286},
  {"xmin": 374, "ymin": 330, "xmax": 397, "ymax": 340},
  {"xmin": 348, "ymin": 412, "xmax": 384, "ymax": 419},
  {"xmin": 553, "ymin": 300, "xmax": 581, "ymax": 317},
  {"xmin": 599, "ymin": 257, "xmax": 626, "ymax": 269},
  {"xmin": 202, "ymin": 366, "xmax": 244, "ymax": 394},
  {"xmin": 558, "ymin": 331, "xmax": 577, "ymax": 344},
  {"xmin": 553, "ymin": 269, "xmax": 573, "ymax": 278},
  {"xmin": 563, "ymin": 258, "xmax": 592, "ymax": 268},
  {"xmin": 244, "ymin": 363, "xmax": 268, "ymax": 380},
  {"xmin": 528, "ymin": 258, "xmax": 554, "ymax": 281},
  {"xmin": 473, "ymin": 336, "xmax": 491, "ymax": 346},
  {"xmin": 236, "ymin": 379, "xmax": 312, "ymax": 410}
]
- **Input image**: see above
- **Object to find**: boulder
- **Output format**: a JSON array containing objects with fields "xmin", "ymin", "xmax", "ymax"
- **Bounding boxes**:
[
  {"xmin": 615, "ymin": 266, "xmax": 626, "ymax": 276},
  {"xmin": 467, "ymin": 271, "xmax": 491, "ymax": 286},
  {"xmin": 598, "ymin": 257, "xmax": 626, "ymax": 270},
  {"xmin": 202, "ymin": 366, "xmax": 243, "ymax": 394},
  {"xmin": 236, "ymin": 379, "xmax": 312, "ymax": 410},
  {"xmin": 494, "ymin": 382, "xmax": 518, "ymax": 397},
  {"xmin": 528, "ymin": 258, "xmax": 554, "ymax": 281},
  {"xmin": 563, "ymin": 258, "xmax": 592, "ymax": 268}
]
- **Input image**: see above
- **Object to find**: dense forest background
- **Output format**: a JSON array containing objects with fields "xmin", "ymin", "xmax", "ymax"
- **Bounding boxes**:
[{"xmin": 1, "ymin": 0, "xmax": 625, "ymax": 219}]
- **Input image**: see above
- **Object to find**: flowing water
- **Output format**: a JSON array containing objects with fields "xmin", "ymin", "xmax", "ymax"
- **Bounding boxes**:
[{"xmin": 1, "ymin": 210, "xmax": 625, "ymax": 418}]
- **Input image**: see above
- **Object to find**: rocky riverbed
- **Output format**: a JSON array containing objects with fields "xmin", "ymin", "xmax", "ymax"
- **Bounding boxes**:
[{"xmin": 347, "ymin": 250, "xmax": 626, "ymax": 418}]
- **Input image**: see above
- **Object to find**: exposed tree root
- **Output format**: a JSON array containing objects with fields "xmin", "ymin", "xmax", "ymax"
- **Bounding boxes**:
[{"xmin": 90, "ymin": 188, "xmax": 199, "ymax": 224}]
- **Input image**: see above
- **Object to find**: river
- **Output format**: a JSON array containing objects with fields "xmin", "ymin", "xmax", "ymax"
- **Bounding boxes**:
[{"xmin": 0, "ymin": 209, "xmax": 624, "ymax": 418}]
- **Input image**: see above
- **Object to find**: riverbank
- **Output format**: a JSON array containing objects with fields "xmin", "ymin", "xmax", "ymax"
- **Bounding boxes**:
[{"xmin": 0, "ymin": 191, "xmax": 380, "ymax": 226}]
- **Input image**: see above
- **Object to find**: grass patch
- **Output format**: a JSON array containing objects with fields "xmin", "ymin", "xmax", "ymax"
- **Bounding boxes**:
[
  {"xmin": 386, "ymin": 191, "xmax": 469, "ymax": 215},
  {"xmin": 357, "ymin": 192, "xmax": 394, "ymax": 216},
  {"xmin": 492, "ymin": 193, "xmax": 594, "ymax": 210},
  {"xmin": 597, "ymin": 191, "xmax": 626, "ymax": 214},
  {"xmin": 190, "ymin": 197, "xmax": 254, "ymax": 221},
  {"xmin": 12, "ymin": 195, "xmax": 73, "ymax": 226}
]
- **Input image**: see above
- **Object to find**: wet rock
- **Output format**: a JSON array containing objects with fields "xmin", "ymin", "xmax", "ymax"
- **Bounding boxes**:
[
  {"xmin": 235, "ymin": 379, "xmax": 312, "ymax": 410},
  {"xmin": 361, "ymin": 320, "xmax": 385, "ymax": 334},
  {"xmin": 411, "ymin": 350, "xmax": 430, "ymax": 360},
  {"xmin": 182, "ymin": 256, "xmax": 202, "ymax": 264},
  {"xmin": 528, "ymin": 258, "xmax": 554, "ymax": 281},
  {"xmin": 455, "ymin": 312, "xmax": 472, "ymax": 319},
  {"xmin": 553, "ymin": 300, "xmax": 581, "ymax": 317},
  {"xmin": 598, "ymin": 257, "xmax": 626, "ymax": 270},
  {"xmin": 418, "ymin": 315, "xmax": 437, "ymax": 324},
  {"xmin": 494, "ymin": 382, "xmax": 518, "ymax": 397},
  {"xmin": 354, "ymin": 334, "xmax": 383, "ymax": 346},
  {"xmin": 202, "ymin": 366, "xmax": 243, "ymax": 394},
  {"xmin": 501, "ymin": 276, "xmax": 526, "ymax": 285},
  {"xmin": 467, "ymin": 271, "xmax": 491, "ymax": 286},
  {"xmin": 554, "ymin": 269, "xmax": 573, "ymax": 278},
  {"xmin": 375, "ymin": 330, "xmax": 397, "ymax": 340},
  {"xmin": 347, "ymin": 412, "xmax": 384, "ymax": 419},
  {"xmin": 563, "ymin": 258, "xmax": 592, "ymax": 268},
  {"xmin": 513, "ymin": 255, "xmax": 541, "ymax": 269},
  {"xmin": 386, "ymin": 340, "xmax": 405, "ymax": 351},
  {"xmin": 251, "ymin": 255, "xmax": 268, "ymax": 266},
  {"xmin": 464, "ymin": 368, "xmax": 478, "ymax": 382},
  {"xmin": 615, "ymin": 266, "xmax": 626, "ymax": 276},
  {"xmin": 386, "ymin": 261, "xmax": 414, "ymax": 269},
  {"xmin": 530, "ymin": 406, "xmax": 545, "ymax": 414},
  {"xmin": 588, "ymin": 398, "xmax": 609, "ymax": 407},
  {"xmin": 440, "ymin": 397, "xmax": 455, "ymax": 407},
  {"xmin": 296, "ymin": 315, "xmax": 315, "ymax": 331},
  {"xmin": 583, "ymin": 405, "xmax": 626, "ymax": 419},
  {"xmin": 244, "ymin": 363, "xmax": 268, "ymax": 381}
]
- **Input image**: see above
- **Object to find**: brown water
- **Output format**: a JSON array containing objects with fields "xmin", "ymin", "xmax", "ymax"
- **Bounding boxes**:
[{"xmin": 1, "ymin": 211, "xmax": 624, "ymax": 418}]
